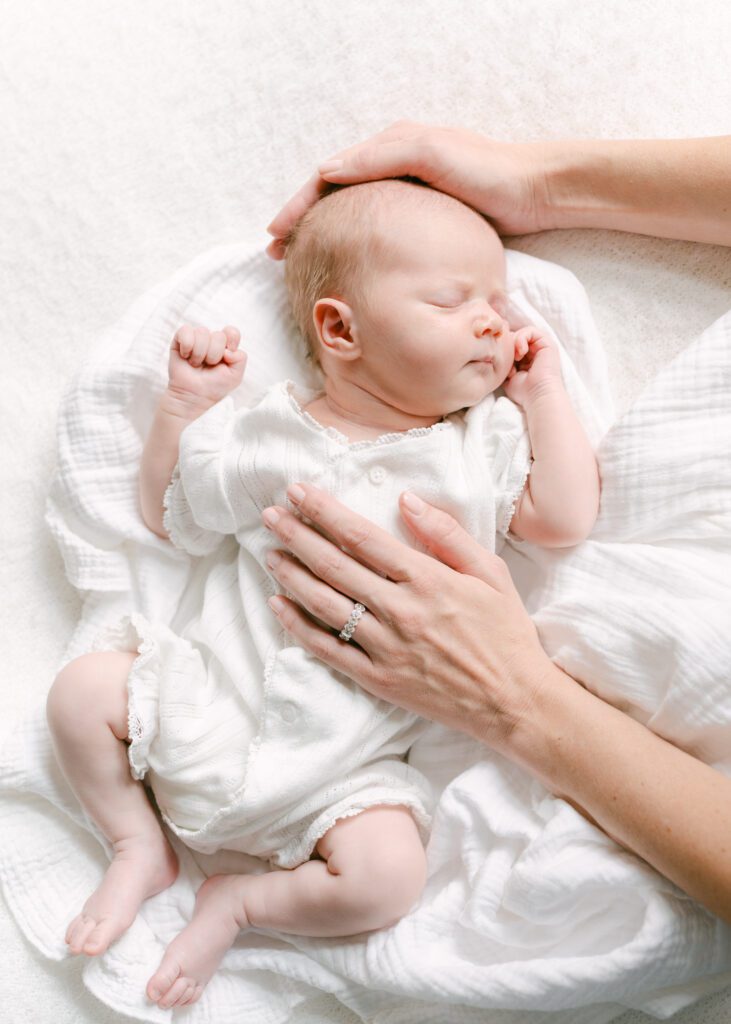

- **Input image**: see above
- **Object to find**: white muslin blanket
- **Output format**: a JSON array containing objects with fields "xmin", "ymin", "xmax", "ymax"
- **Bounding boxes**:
[{"xmin": 1, "ymin": 244, "xmax": 730, "ymax": 1024}]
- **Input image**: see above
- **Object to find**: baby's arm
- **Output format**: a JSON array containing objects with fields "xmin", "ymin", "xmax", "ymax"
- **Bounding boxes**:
[
  {"xmin": 139, "ymin": 325, "xmax": 246, "ymax": 538},
  {"xmin": 503, "ymin": 328, "xmax": 600, "ymax": 548}
]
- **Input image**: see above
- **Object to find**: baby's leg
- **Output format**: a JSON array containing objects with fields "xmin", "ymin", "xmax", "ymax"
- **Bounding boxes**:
[
  {"xmin": 147, "ymin": 805, "xmax": 427, "ymax": 1009},
  {"xmin": 46, "ymin": 652, "xmax": 178, "ymax": 956}
]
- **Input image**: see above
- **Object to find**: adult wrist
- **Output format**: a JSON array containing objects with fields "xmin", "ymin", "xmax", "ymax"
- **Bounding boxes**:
[
  {"xmin": 538, "ymin": 138, "xmax": 613, "ymax": 232},
  {"xmin": 486, "ymin": 656, "xmax": 590, "ymax": 792}
]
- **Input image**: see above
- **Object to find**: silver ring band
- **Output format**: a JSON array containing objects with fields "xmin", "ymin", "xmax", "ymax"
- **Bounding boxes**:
[{"xmin": 338, "ymin": 602, "xmax": 366, "ymax": 642}]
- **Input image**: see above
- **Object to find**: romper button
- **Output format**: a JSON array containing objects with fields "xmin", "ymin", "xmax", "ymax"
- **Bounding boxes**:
[
  {"xmin": 280, "ymin": 701, "xmax": 297, "ymax": 724},
  {"xmin": 369, "ymin": 466, "xmax": 386, "ymax": 484}
]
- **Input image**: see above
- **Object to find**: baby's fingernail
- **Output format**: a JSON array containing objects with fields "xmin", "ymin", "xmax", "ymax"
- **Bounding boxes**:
[
  {"xmin": 401, "ymin": 491, "xmax": 425, "ymax": 515},
  {"xmin": 266, "ymin": 550, "xmax": 282, "ymax": 569},
  {"xmin": 319, "ymin": 159, "xmax": 343, "ymax": 175},
  {"xmin": 287, "ymin": 484, "xmax": 305, "ymax": 504},
  {"xmin": 148, "ymin": 988, "xmax": 160, "ymax": 1001},
  {"xmin": 263, "ymin": 507, "xmax": 280, "ymax": 528},
  {"xmin": 268, "ymin": 595, "xmax": 286, "ymax": 614}
]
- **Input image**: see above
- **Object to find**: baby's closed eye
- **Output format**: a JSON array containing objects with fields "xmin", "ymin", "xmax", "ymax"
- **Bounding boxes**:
[{"xmin": 427, "ymin": 290, "xmax": 468, "ymax": 308}]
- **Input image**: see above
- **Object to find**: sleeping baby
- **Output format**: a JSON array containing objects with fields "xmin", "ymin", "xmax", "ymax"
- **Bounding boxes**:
[{"xmin": 45, "ymin": 178, "xmax": 600, "ymax": 1010}]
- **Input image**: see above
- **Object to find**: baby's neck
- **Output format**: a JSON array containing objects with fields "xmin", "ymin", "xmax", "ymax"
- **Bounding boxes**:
[{"xmin": 304, "ymin": 378, "xmax": 442, "ymax": 443}]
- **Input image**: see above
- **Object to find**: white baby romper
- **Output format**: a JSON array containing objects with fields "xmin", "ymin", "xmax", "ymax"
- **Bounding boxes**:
[{"xmin": 97, "ymin": 380, "xmax": 531, "ymax": 869}]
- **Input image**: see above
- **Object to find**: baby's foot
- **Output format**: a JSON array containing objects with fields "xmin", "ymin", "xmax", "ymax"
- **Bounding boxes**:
[
  {"xmin": 146, "ymin": 874, "xmax": 248, "ymax": 1009},
  {"xmin": 66, "ymin": 832, "xmax": 179, "ymax": 957}
]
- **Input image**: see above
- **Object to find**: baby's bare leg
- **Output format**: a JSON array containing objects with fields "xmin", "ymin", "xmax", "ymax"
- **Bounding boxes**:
[
  {"xmin": 146, "ymin": 805, "xmax": 427, "ymax": 1010},
  {"xmin": 46, "ymin": 652, "xmax": 178, "ymax": 956}
]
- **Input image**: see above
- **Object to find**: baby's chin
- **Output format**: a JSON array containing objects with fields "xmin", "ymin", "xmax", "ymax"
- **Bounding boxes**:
[{"xmin": 450, "ymin": 371, "xmax": 508, "ymax": 411}]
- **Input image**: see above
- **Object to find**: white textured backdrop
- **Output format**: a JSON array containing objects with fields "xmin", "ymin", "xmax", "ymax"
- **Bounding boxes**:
[{"xmin": 1, "ymin": 1, "xmax": 730, "ymax": 1021}]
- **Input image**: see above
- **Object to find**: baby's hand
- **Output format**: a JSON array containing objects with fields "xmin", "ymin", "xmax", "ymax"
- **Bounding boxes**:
[
  {"xmin": 168, "ymin": 325, "xmax": 247, "ymax": 405},
  {"xmin": 502, "ymin": 326, "xmax": 562, "ymax": 407}
]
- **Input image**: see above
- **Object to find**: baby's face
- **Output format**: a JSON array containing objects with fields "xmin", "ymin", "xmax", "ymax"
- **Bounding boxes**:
[{"xmin": 350, "ymin": 197, "xmax": 514, "ymax": 418}]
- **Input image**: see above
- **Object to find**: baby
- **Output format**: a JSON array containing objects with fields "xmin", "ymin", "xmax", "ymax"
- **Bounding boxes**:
[{"xmin": 45, "ymin": 179, "xmax": 600, "ymax": 1010}]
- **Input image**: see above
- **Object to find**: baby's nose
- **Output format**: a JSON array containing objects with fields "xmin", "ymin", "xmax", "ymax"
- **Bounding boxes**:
[{"xmin": 474, "ymin": 312, "xmax": 506, "ymax": 337}]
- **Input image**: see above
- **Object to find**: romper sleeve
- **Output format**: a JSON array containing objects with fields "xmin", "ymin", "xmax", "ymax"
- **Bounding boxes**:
[
  {"xmin": 481, "ymin": 395, "xmax": 534, "ymax": 538},
  {"xmin": 162, "ymin": 396, "xmax": 254, "ymax": 557}
]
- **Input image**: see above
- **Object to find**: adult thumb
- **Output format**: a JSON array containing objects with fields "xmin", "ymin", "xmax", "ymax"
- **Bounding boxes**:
[
  {"xmin": 318, "ymin": 139, "xmax": 426, "ymax": 185},
  {"xmin": 398, "ymin": 492, "xmax": 511, "ymax": 591}
]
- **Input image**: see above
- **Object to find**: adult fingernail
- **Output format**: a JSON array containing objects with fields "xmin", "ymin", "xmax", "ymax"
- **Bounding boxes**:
[
  {"xmin": 287, "ymin": 484, "xmax": 305, "ymax": 504},
  {"xmin": 268, "ymin": 595, "xmax": 286, "ymax": 614},
  {"xmin": 266, "ymin": 550, "xmax": 282, "ymax": 569},
  {"xmin": 319, "ymin": 159, "xmax": 343, "ymax": 175},
  {"xmin": 401, "ymin": 491, "xmax": 425, "ymax": 514},
  {"xmin": 263, "ymin": 507, "xmax": 280, "ymax": 528}
]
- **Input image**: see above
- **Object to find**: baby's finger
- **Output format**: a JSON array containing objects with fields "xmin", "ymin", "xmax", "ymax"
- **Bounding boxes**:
[
  {"xmin": 205, "ymin": 330, "xmax": 227, "ymax": 365},
  {"xmin": 512, "ymin": 331, "xmax": 530, "ymax": 360},
  {"xmin": 174, "ymin": 325, "xmax": 196, "ymax": 359},
  {"xmin": 223, "ymin": 325, "xmax": 241, "ymax": 350},
  {"xmin": 190, "ymin": 327, "xmax": 210, "ymax": 368},
  {"xmin": 222, "ymin": 348, "xmax": 247, "ymax": 365}
]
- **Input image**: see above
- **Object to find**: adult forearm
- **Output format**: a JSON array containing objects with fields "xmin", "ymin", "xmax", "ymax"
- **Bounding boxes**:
[
  {"xmin": 139, "ymin": 390, "xmax": 214, "ymax": 537},
  {"xmin": 540, "ymin": 136, "xmax": 731, "ymax": 245},
  {"xmin": 511, "ymin": 663, "xmax": 731, "ymax": 923}
]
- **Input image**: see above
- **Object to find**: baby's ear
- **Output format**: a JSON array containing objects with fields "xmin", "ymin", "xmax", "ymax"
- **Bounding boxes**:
[{"xmin": 312, "ymin": 298, "xmax": 361, "ymax": 361}]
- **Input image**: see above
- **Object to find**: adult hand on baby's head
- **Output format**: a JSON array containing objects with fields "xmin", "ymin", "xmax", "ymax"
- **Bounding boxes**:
[
  {"xmin": 168, "ymin": 325, "xmax": 247, "ymax": 406},
  {"xmin": 266, "ymin": 121, "xmax": 553, "ymax": 257},
  {"xmin": 502, "ymin": 327, "xmax": 563, "ymax": 408}
]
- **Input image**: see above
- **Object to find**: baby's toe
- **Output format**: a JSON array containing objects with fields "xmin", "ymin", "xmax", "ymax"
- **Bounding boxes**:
[
  {"xmin": 177, "ymin": 983, "xmax": 199, "ymax": 1007},
  {"xmin": 82, "ymin": 917, "xmax": 117, "ymax": 955},
  {"xmin": 185, "ymin": 983, "xmax": 204, "ymax": 1007},
  {"xmin": 158, "ymin": 976, "xmax": 192, "ymax": 1009},
  {"xmin": 147, "ymin": 959, "xmax": 182, "ymax": 1003},
  {"xmin": 66, "ymin": 915, "xmax": 97, "ymax": 954}
]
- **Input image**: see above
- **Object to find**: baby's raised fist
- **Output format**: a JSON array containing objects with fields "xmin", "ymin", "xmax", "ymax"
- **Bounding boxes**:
[{"xmin": 168, "ymin": 324, "xmax": 247, "ymax": 404}]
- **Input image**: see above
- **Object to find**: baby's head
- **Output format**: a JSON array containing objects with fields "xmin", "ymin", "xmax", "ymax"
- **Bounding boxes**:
[{"xmin": 285, "ymin": 178, "xmax": 514, "ymax": 418}]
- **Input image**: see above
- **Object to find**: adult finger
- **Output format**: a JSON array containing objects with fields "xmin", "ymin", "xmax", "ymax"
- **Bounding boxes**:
[
  {"xmin": 314, "ymin": 136, "xmax": 435, "ymax": 187},
  {"xmin": 265, "ymin": 122, "xmax": 424, "ymax": 246},
  {"xmin": 397, "ymin": 491, "xmax": 516, "ymax": 594},
  {"xmin": 268, "ymin": 594, "xmax": 378, "ymax": 687},
  {"xmin": 265, "ymin": 549, "xmax": 381, "ymax": 647},
  {"xmin": 273, "ymin": 484, "xmax": 424, "ymax": 584},
  {"xmin": 262, "ymin": 504, "xmax": 402, "ymax": 614},
  {"xmin": 266, "ymin": 237, "xmax": 287, "ymax": 260},
  {"xmin": 266, "ymin": 170, "xmax": 329, "ymax": 245}
]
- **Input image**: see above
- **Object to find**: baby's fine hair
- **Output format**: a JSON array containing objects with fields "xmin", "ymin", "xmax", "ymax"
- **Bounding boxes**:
[{"xmin": 283, "ymin": 177, "xmax": 470, "ymax": 366}]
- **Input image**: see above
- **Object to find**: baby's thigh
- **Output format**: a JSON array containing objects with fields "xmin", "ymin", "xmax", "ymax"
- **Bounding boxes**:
[
  {"xmin": 316, "ymin": 805, "xmax": 428, "ymax": 922},
  {"xmin": 46, "ymin": 651, "xmax": 138, "ymax": 742}
]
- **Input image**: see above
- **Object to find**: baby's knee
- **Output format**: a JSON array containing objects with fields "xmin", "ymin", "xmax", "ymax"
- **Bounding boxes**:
[
  {"xmin": 332, "ymin": 811, "xmax": 428, "ymax": 930},
  {"xmin": 367, "ymin": 836, "xmax": 428, "ymax": 928}
]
